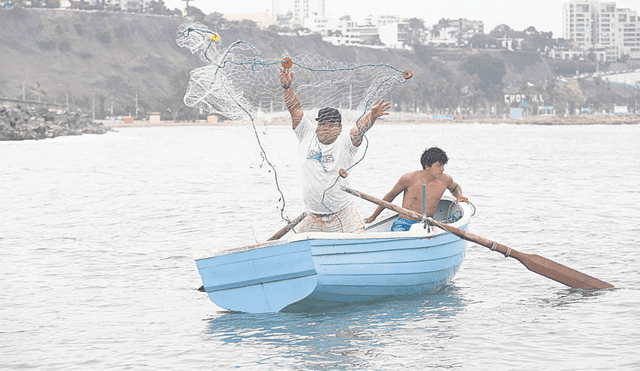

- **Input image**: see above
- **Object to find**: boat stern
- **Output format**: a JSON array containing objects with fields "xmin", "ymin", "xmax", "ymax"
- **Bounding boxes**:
[{"xmin": 194, "ymin": 240, "xmax": 318, "ymax": 313}]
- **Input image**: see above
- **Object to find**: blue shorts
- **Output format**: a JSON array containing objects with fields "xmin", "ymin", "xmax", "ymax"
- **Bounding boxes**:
[{"xmin": 391, "ymin": 217, "xmax": 420, "ymax": 231}]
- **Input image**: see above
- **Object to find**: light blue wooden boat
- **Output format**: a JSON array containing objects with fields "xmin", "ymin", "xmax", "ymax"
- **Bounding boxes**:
[{"xmin": 194, "ymin": 196, "xmax": 472, "ymax": 313}]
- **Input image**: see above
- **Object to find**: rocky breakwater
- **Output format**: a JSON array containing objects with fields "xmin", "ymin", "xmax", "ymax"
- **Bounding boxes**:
[{"xmin": 0, "ymin": 106, "xmax": 110, "ymax": 141}]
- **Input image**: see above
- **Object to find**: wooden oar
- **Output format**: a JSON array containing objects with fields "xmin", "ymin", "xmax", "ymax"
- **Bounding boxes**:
[
  {"xmin": 198, "ymin": 212, "xmax": 307, "ymax": 292},
  {"xmin": 267, "ymin": 212, "xmax": 307, "ymax": 241},
  {"xmin": 342, "ymin": 186, "xmax": 613, "ymax": 290}
]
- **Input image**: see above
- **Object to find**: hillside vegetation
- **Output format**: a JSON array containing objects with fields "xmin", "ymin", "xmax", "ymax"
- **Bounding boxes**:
[{"xmin": 1, "ymin": 8, "xmax": 638, "ymax": 120}]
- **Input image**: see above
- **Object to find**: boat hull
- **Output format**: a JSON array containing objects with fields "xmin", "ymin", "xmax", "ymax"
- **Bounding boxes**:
[
  {"xmin": 283, "ymin": 229, "xmax": 466, "ymax": 312},
  {"xmin": 194, "ymin": 198, "xmax": 471, "ymax": 313}
]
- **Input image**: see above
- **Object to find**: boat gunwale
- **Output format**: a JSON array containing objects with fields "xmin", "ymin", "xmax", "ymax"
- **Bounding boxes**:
[{"xmin": 193, "ymin": 196, "xmax": 472, "ymax": 261}]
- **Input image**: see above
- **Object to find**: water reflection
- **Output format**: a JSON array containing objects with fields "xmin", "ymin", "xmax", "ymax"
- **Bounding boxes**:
[{"xmin": 204, "ymin": 285, "xmax": 467, "ymax": 369}]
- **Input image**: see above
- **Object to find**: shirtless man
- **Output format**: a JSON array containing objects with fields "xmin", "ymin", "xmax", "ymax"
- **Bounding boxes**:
[{"xmin": 364, "ymin": 147, "xmax": 468, "ymax": 231}]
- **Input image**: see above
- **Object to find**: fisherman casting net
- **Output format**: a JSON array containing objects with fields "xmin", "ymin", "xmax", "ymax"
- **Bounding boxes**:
[{"xmin": 176, "ymin": 22, "xmax": 413, "ymax": 231}]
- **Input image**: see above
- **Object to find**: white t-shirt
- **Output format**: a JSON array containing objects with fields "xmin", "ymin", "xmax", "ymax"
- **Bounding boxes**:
[{"xmin": 295, "ymin": 114, "xmax": 359, "ymax": 214}]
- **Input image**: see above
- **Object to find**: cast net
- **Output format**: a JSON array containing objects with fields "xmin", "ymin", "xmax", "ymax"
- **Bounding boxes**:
[{"xmin": 176, "ymin": 23, "xmax": 412, "ymax": 232}]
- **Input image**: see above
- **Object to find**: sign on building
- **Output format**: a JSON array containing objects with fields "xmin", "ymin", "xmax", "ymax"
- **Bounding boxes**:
[
  {"xmin": 504, "ymin": 94, "xmax": 545, "ymax": 104},
  {"xmin": 614, "ymin": 106, "xmax": 628, "ymax": 114}
]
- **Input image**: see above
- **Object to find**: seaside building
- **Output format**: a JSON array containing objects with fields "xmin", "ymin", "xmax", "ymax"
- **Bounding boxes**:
[
  {"xmin": 364, "ymin": 14, "xmax": 404, "ymax": 27},
  {"xmin": 563, "ymin": 0, "xmax": 640, "ymax": 60},
  {"xmin": 378, "ymin": 21, "xmax": 411, "ymax": 49},
  {"xmin": 52, "ymin": 0, "xmax": 152, "ymax": 12},
  {"xmin": 427, "ymin": 18, "xmax": 484, "ymax": 47},
  {"xmin": 318, "ymin": 17, "xmax": 412, "ymax": 49},
  {"xmin": 453, "ymin": 18, "xmax": 485, "ymax": 45},
  {"xmin": 293, "ymin": 0, "xmax": 324, "ymax": 27}
]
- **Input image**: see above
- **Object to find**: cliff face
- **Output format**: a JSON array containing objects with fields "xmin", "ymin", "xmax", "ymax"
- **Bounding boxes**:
[
  {"xmin": 1, "ymin": 8, "xmax": 635, "ymax": 119},
  {"xmin": 1, "ymin": 9, "xmax": 196, "ymax": 115}
]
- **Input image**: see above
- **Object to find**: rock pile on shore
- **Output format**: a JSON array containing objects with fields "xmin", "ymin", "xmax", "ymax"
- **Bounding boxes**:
[{"xmin": 0, "ymin": 106, "xmax": 110, "ymax": 141}]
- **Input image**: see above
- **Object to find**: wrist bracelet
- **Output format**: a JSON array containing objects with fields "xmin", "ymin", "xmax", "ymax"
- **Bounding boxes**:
[{"xmin": 282, "ymin": 83, "xmax": 291, "ymax": 89}]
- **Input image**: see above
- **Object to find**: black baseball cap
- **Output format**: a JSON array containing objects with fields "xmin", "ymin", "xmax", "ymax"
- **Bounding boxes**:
[{"xmin": 315, "ymin": 108, "xmax": 341, "ymax": 124}]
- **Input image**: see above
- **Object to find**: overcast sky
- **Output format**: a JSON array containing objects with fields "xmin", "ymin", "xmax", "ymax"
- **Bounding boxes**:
[{"xmin": 165, "ymin": 0, "xmax": 640, "ymax": 38}]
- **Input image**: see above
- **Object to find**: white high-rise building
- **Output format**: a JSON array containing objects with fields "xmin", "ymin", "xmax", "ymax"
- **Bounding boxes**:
[
  {"xmin": 563, "ymin": 0, "xmax": 640, "ymax": 60},
  {"xmin": 293, "ymin": 0, "xmax": 325, "ymax": 22}
]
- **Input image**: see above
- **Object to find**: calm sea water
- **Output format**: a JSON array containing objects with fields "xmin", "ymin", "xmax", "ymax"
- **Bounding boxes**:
[{"xmin": 1, "ymin": 123, "xmax": 639, "ymax": 370}]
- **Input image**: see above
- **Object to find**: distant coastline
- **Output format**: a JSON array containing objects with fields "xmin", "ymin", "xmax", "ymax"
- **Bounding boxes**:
[
  {"xmin": 5, "ymin": 111, "xmax": 636, "ymax": 142},
  {"xmin": 105, "ymin": 114, "xmax": 640, "ymax": 128}
]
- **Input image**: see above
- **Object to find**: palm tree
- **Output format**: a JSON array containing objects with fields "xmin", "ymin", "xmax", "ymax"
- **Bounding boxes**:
[{"xmin": 406, "ymin": 18, "xmax": 426, "ymax": 45}]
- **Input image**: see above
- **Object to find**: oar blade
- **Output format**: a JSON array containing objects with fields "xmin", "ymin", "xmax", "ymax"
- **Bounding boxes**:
[
  {"xmin": 418, "ymin": 210, "xmax": 614, "ymax": 290},
  {"xmin": 514, "ymin": 252, "xmax": 614, "ymax": 290}
]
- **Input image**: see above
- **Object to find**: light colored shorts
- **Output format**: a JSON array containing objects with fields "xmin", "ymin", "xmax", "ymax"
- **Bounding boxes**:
[{"xmin": 297, "ymin": 202, "xmax": 365, "ymax": 233}]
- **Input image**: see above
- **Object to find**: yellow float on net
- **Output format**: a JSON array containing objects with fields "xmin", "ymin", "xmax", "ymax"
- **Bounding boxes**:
[{"xmin": 210, "ymin": 33, "xmax": 220, "ymax": 42}]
